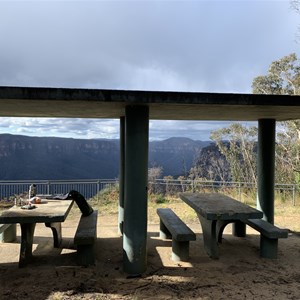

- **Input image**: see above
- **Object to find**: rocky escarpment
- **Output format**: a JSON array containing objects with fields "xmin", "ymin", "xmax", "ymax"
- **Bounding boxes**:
[{"xmin": 0, "ymin": 134, "xmax": 210, "ymax": 180}]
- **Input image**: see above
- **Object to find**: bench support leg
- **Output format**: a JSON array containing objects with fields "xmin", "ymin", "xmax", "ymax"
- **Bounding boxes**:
[
  {"xmin": 232, "ymin": 221, "xmax": 246, "ymax": 237},
  {"xmin": 77, "ymin": 244, "xmax": 95, "ymax": 266},
  {"xmin": 19, "ymin": 223, "xmax": 36, "ymax": 268},
  {"xmin": 159, "ymin": 220, "xmax": 172, "ymax": 239},
  {"xmin": 0, "ymin": 224, "xmax": 17, "ymax": 243},
  {"xmin": 198, "ymin": 214, "xmax": 219, "ymax": 259},
  {"xmin": 172, "ymin": 240, "xmax": 190, "ymax": 262},
  {"xmin": 260, "ymin": 236, "xmax": 278, "ymax": 259},
  {"xmin": 45, "ymin": 222, "xmax": 62, "ymax": 248}
]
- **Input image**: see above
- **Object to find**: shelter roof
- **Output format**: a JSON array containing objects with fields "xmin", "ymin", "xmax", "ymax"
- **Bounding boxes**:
[{"xmin": 0, "ymin": 86, "xmax": 299, "ymax": 121}]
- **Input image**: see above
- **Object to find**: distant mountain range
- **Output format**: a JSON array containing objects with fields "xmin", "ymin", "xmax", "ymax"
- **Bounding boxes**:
[{"xmin": 0, "ymin": 134, "xmax": 211, "ymax": 180}]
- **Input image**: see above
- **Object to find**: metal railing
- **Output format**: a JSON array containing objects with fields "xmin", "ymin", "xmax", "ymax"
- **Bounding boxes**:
[
  {"xmin": 0, "ymin": 179, "xmax": 118, "ymax": 201},
  {"xmin": 149, "ymin": 179, "xmax": 299, "ymax": 206},
  {"xmin": 0, "ymin": 178, "xmax": 298, "ymax": 205}
]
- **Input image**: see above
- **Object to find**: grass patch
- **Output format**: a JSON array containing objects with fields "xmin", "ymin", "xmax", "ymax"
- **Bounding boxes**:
[
  {"xmin": 1, "ymin": 187, "xmax": 299, "ymax": 231},
  {"xmin": 89, "ymin": 187, "xmax": 119, "ymax": 216}
]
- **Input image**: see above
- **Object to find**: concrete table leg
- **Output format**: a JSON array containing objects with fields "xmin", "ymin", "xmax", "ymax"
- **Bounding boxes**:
[
  {"xmin": 232, "ymin": 221, "xmax": 246, "ymax": 237},
  {"xmin": 19, "ymin": 223, "xmax": 36, "ymax": 268},
  {"xmin": 216, "ymin": 220, "xmax": 230, "ymax": 243},
  {"xmin": 45, "ymin": 222, "xmax": 62, "ymax": 247},
  {"xmin": 215, "ymin": 220, "xmax": 246, "ymax": 243},
  {"xmin": 197, "ymin": 214, "xmax": 219, "ymax": 259}
]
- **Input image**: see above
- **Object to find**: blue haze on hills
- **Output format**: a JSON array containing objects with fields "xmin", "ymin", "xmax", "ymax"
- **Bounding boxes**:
[{"xmin": 0, "ymin": 134, "xmax": 210, "ymax": 180}]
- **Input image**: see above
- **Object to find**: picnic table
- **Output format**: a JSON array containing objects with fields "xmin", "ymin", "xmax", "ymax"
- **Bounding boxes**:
[
  {"xmin": 0, "ymin": 199, "xmax": 74, "ymax": 267},
  {"xmin": 179, "ymin": 193, "xmax": 263, "ymax": 259}
]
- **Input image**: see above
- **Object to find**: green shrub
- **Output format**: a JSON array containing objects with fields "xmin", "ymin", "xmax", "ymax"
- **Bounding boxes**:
[{"xmin": 155, "ymin": 194, "xmax": 167, "ymax": 204}]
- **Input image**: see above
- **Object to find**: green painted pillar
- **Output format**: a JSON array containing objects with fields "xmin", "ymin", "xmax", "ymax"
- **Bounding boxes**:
[
  {"xmin": 123, "ymin": 105, "xmax": 149, "ymax": 275},
  {"xmin": 257, "ymin": 119, "xmax": 275, "ymax": 224},
  {"xmin": 118, "ymin": 116, "xmax": 125, "ymax": 235}
]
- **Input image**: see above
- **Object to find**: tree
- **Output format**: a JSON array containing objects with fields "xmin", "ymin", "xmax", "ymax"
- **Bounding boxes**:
[
  {"xmin": 191, "ymin": 53, "xmax": 300, "ymax": 186},
  {"xmin": 210, "ymin": 123, "xmax": 258, "ymax": 184},
  {"xmin": 252, "ymin": 53, "xmax": 300, "ymax": 184},
  {"xmin": 190, "ymin": 143, "xmax": 230, "ymax": 182},
  {"xmin": 291, "ymin": 0, "xmax": 300, "ymax": 42},
  {"xmin": 148, "ymin": 166, "xmax": 163, "ymax": 194},
  {"xmin": 252, "ymin": 53, "xmax": 300, "ymax": 95},
  {"xmin": 276, "ymin": 120, "xmax": 300, "ymax": 184},
  {"xmin": 291, "ymin": 0, "xmax": 300, "ymax": 13}
]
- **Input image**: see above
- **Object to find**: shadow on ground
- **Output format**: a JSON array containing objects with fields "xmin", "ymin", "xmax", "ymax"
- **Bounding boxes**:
[{"xmin": 0, "ymin": 222, "xmax": 299, "ymax": 299}]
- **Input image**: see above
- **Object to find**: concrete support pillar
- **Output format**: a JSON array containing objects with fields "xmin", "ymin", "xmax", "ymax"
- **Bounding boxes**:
[
  {"xmin": 118, "ymin": 116, "xmax": 125, "ymax": 235},
  {"xmin": 257, "ymin": 119, "xmax": 275, "ymax": 224},
  {"xmin": 123, "ymin": 106, "xmax": 149, "ymax": 275}
]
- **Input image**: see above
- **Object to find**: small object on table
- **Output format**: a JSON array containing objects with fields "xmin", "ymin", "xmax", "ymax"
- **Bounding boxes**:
[
  {"xmin": 29, "ymin": 184, "xmax": 37, "ymax": 199},
  {"xmin": 21, "ymin": 204, "xmax": 36, "ymax": 210},
  {"xmin": 30, "ymin": 197, "xmax": 42, "ymax": 204}
]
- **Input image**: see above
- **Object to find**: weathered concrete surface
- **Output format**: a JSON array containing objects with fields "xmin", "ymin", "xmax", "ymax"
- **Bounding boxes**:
[{"xmin": 0, "ymin": 86, "xmax": 300, "ymax": 120}]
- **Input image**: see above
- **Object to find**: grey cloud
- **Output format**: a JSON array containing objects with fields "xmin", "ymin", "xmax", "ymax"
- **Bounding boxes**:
[
  {"xmin": 0, "ymin": 117, "xmax": 234, "ymax": 141},
  {"xmin": 0, "ymin": 2, "xmax": 298, "ymax": 140},
  {"xmin": 1, "ymin": 1, "xmax": 298, "ymax": 92},
  {"xmin": 149, "ymin": 120, "xmax": 250, "ymax": 141}
]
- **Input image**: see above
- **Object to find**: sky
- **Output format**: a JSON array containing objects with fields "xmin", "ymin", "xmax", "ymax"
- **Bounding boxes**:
[{"xmin": 0, "ymin": 0, "xmax": 299, "ymax": 141}]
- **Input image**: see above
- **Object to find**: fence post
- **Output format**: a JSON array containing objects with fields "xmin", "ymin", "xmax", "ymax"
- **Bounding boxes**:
[
  {"xmin": 292, "ymin": 184, "xmax": 296, "ymax": 206},
  {"xmin": 47, "ymin": 181, "xmax": 50, "ymax": 195},
  {"xmin": 97, "ymin": 180, "xmax": 100, "ymax": 195}
]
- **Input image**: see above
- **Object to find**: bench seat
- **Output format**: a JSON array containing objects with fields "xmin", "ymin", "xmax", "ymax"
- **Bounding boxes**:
[
  {"xmin": 0, "ymin": 223, "xmax": 16, "ymax": 243},
  {"xmin": 74, "ymin": 210, "xmax": 98, "ymax": 266},
  {"xmin": 157, "ymin": 208, "xmax": 196, "ymax": 261},
  {"xmin": 243, "ymin": 218, "xmax": 288, "ymax": 259}
]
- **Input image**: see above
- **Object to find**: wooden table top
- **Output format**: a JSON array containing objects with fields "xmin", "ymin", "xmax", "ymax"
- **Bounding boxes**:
[
  {"xmin": 0, "ymin": 200, "xmax": 74, "ymax": 224},
  {"xmin": 180, "ymin": 193, "xmax": 263, "ymax": 221}
]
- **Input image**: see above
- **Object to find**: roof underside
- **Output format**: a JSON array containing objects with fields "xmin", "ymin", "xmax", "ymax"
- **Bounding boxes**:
[{"xmin": 0, "ymin": 86, "xmax": 300, "ymax": 121}]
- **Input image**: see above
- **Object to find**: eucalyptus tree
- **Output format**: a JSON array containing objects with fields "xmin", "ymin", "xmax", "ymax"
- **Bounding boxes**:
[
  {"xmin": 191, "ymin": 53, "xmax": 300, "ymax": 186},
  {"xmin": 252, "ymin": 53, "xmax": 300, "ymax": 184},
  {"xmin": 291, "ymin": 0, "xmax": 300, "ymax": 41},
  {"xmin": 190, "ymin": 143, "xmax": 229, "ymax": 182},
  {"xmin": 252, "ymin": 53, "xmax": 300, "ymax": 95},
  {"xmin": 148, "ymin": 166, "xmax": 163, "ymax": 194},
  {"xmin": 210, "ymin": 123, "xmax": 258, "ymax": 184}
]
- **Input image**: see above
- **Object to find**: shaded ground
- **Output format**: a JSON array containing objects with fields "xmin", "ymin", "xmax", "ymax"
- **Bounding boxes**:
[{"xmin": 0, "ymin": 211, "xmax": 299, "ymax": 299}]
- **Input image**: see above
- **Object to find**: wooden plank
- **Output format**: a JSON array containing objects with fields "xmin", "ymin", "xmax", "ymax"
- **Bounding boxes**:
[
  {"xmin": 74, "ymin": 210, "xmax": 98, "ymax": 245},
  {"xmin": 157, "ymin": 208, "xmax": 195, "ymax": 241},
  {"xmin": 0, "ymin": 200, "xmax": 74, "ymax": 224},
  {"xmin": 245, "ymin": 219, "xmax": 288, "ymax": 239},
  {"xmin": 180, "ymin": 193, "xmax": 263, "ymax": 220}
]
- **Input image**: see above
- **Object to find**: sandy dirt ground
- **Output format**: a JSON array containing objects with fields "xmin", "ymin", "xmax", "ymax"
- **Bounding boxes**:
[{"xmin": 0, "ymin": 212, "xmax": 299, "ymax": 300}]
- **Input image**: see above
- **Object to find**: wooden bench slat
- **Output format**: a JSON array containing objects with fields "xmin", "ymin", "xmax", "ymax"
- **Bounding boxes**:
[
  {"xmin": 157, "ymin": 208, "xmax": 196, "ymax": 262},
  {"xmin": 241, "ymin": 218, "xmax": 288, "ymax": 259},
  {"xmin": 74, "ymin": 210, "xmax": 98, "ymax": 266},
  {"xmin": 245, "ymin": 219, "xmax": 288, "ymax": 239},
  {"xmin": 74, "ymin": 210, "xmax": 98, "ymax": 245},
  {"xmin": 157, "ymin": 208, "xmax": 196, "ymax": 241}
]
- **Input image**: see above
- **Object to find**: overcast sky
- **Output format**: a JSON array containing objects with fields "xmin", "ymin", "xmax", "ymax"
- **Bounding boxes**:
[{"xmin": 0, "ymin": 0, "xmax": 299, "ymax": 141}]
